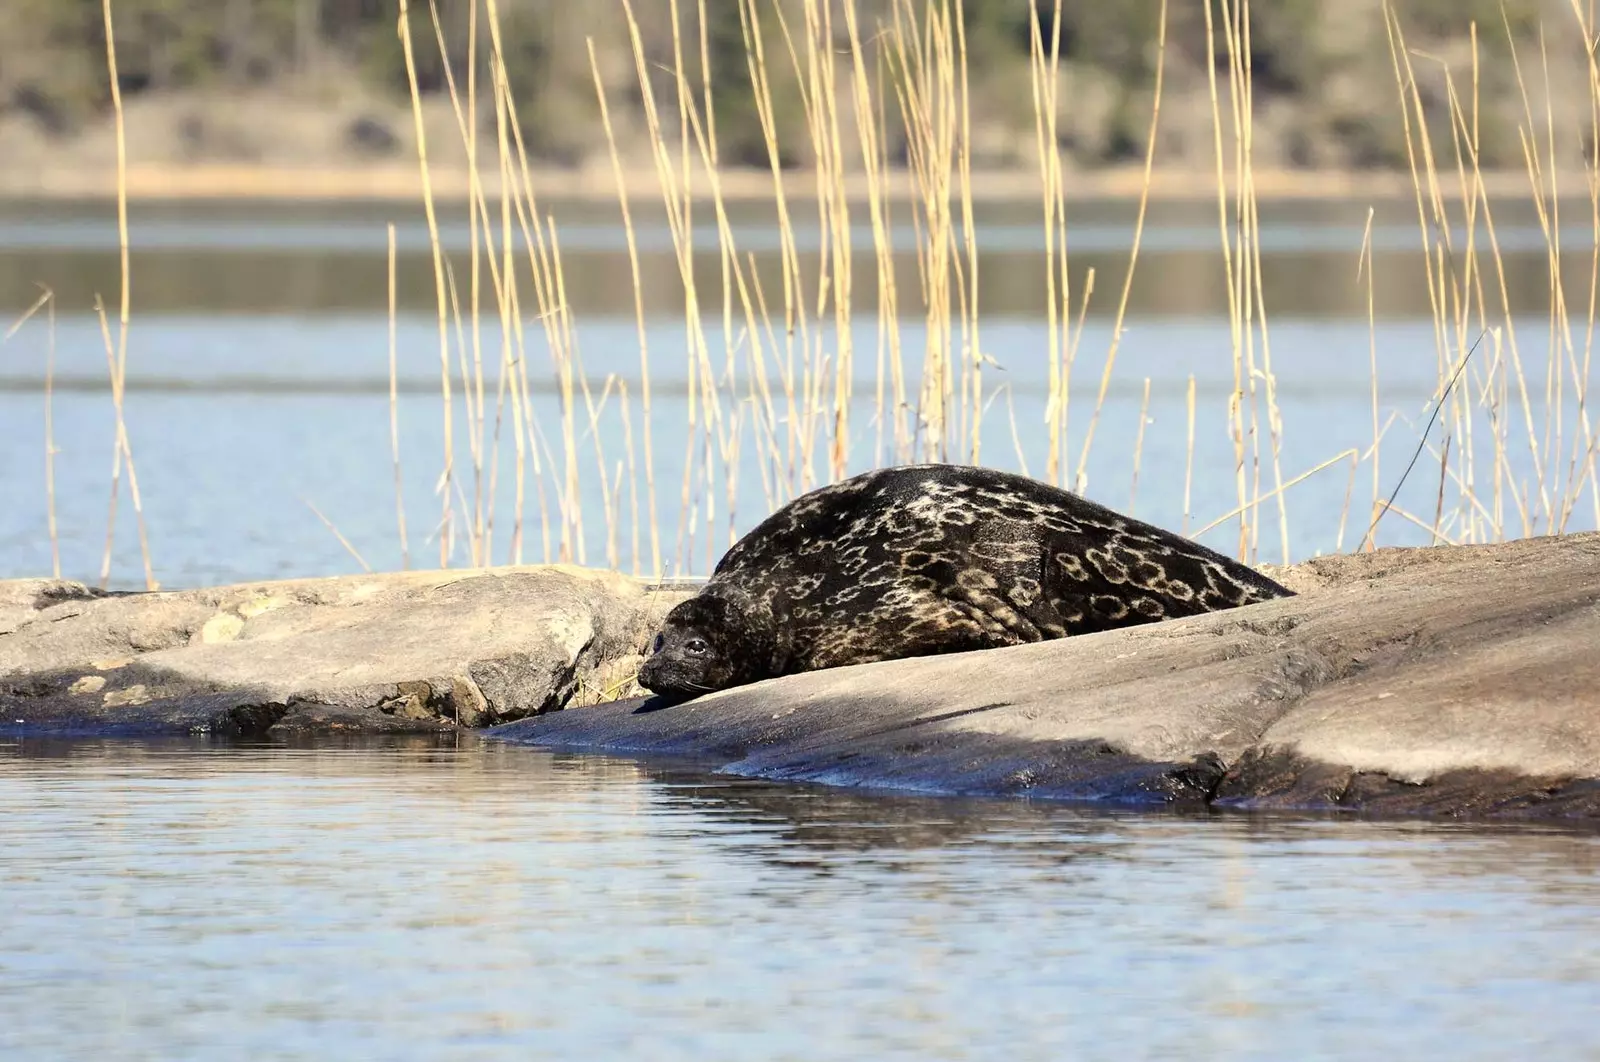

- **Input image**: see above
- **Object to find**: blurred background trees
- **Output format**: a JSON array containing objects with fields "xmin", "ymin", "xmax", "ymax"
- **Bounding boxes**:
[{"xmin": 0, "ymin": 0, "xmax": 1568, "ymax": 172}]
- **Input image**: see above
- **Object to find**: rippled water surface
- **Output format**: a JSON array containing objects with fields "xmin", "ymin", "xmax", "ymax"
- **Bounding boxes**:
[{"xmin": 2, "ymin": 738, "xmax": 1598, "ymax": 1061}]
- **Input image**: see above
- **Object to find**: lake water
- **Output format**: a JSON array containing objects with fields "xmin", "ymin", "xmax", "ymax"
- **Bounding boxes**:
[
  {"xmin": 3, "ymin": 200, "xmax": 1600, "ymax": 1060},
  {"xmin": 2, "ymin": 737, "xmax": 1598, "ymax": 1062},
  {"xmin": 0, "ymin": 196, "xmax": 1596, "ymax": 587}
]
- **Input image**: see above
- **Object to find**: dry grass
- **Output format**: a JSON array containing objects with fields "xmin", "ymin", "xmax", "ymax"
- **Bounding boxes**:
[
  {"xmin": 354, "ymin": 0, "xmax": 1600, "ymax": 576},
  {"xmin": 11, "ymin": 0, "xmax": 1598, "ymax": 587},
  {"xmin": 96, "ymin": 0, "xmax": 156, "ymax": 591},
  {"xmin": 1366, "ymin": 0, "xmax": 1600, "ymax": 546},
  {"xmin": 4, "ymin": 287, "xmax": 60, "ymax": 579}
]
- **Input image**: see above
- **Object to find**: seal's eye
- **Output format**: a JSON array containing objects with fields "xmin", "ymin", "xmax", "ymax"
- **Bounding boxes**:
[
  {"xmin": 684, "ymin": 637, "xmax": 709, "ymax": 656},
  {"xmin": 650, "ymin": 634, "xmax": 665, "ymax": 654}
]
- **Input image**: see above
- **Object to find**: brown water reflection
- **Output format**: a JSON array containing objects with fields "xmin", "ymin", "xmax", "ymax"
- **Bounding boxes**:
[{"xmin": 0, "ymin": 196, "xmax": 1588, "ymax": 319}]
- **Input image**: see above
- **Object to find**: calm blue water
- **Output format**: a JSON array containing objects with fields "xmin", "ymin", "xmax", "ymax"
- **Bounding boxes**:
[
  {"xmin": 2, "ymin": 738, "xmax": 1597, "ymax": 1062},
  {"xmin": 1, "ymin": 310, "xmax": 1589, "ymax": 587}
]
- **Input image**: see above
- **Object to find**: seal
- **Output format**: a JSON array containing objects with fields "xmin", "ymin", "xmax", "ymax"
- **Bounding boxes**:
[{"xmin": 637, "ymin": 463, "xmax": 1293, "ymax": 698}]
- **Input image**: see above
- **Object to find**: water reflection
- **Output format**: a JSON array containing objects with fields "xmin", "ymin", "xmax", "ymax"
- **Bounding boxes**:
[
  {"xmin": 5, "ymin": 241, "xmax": 1590, "ymax": 321},
  {"xmin": 2, "ymin": 737, "xmax": 1598, "ymax": 1061},
  {"xmin": 2, "ymin": 197, "xmax": 1594, "ymax": 319}
]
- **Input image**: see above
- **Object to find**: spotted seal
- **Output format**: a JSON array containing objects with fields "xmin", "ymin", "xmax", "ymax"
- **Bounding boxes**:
[{"xmin": 638, "ymin": 463, "xmax": 1293, "ymax": 697}]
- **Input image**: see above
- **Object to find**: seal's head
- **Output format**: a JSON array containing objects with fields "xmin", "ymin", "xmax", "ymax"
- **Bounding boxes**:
[{"xmin": 637, "ymin": 592, "xmax": 773, "ymax": 698}]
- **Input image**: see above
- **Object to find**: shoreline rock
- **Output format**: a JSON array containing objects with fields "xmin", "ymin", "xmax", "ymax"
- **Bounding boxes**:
[
  {"xmin": 6, "ymin": 534, "xmax": 1600, "ymax": 823},
  {"xmin": 486, "ymin": 533, "xmax": 1600, "ymax": 823},
  {"xmin": 0, "ymin": 567, "xmax": 693, "ymax": 737}
]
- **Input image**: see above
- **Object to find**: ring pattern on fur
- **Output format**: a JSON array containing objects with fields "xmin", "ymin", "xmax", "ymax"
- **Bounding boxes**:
[{"xmin": 638, "ymin": 464, "xmax": 1294, "ymax": 698}]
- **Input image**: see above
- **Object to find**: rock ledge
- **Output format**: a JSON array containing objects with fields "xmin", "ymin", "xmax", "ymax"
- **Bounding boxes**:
[
  {"xmin": 487, "ymin": 534, "xmax": 1600, "ymax": 822},
  {"xmin": 0, "ymin": 566, "xmax": 691, "ymax": 735}
]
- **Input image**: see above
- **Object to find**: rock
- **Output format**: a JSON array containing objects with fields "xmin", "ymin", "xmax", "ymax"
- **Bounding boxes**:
[
  {"xmin": 487, "ymin": 533, "xmax": 1600, "ymax": 822},
  {"xmin": 0, "ymin": 567, "xmax": 692, "ymax": 737}
]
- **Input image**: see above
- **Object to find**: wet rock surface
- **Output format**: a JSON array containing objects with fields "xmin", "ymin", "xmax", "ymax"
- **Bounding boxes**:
[
  {"xmin": 487, "ymin": 534, "xmax": 1600, "ymax": 822},
  {"xmin": 0, "ymin": 567, "xmax": 691, "ymax": 736}
]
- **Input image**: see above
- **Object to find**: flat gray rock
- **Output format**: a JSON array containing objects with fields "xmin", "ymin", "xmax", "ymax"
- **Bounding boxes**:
[
  {"xmin": 488, "ymin": 534, "xmax": 1600, "ymax": 821},
  {"xmin": 1, "ymin": 567, "xmax": 691, "ymax": 735}
]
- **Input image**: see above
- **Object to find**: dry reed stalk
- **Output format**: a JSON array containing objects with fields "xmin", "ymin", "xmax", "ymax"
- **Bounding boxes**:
[
  {"xmin": 617, "ymin": 378, "xmax": 642, "ymax": 576},
  {"xmin": 1203, "ymin": 0, "xmax": 1250, "ymax": 561},
  {"xmin": 509, "ymin": 265, "xmax": 558, "ymax": 569},
  {"xmin": 1004, "ymin": 386, "xmax": 1030, "ymax": 478},
  {"xmin": 44, "ymin": 292, "xmax": 60, "ymax": 580},
  {"xmin": 796, "ymin": 0, "xmax": 858, "ymax": 483},
  {"xmin": 479, "ymin": 0, "xmax": 533, "ymax": 565},
  {"xmin": 479, "ymin": 224, "xmax": 510, "ymax": 567},
  {"xmin": 1030, "ymin": 0, "xmax": 1070, "ymax": 487},
  {"xmin": 1075, "ymin": 0, "xmax": 1166, "ymax": 500},
  {"xmin": 1413, "ymin": 429, "xmax": 1509, "ymax": 532},
  {"xmin": 674, "ymin": 4, "xmax": 795, "ymax": 550},
  {"xmin": 579, "ymin": 373, "xmax": 621, "ymax": 570},
  {"xmin": 841, "ymin": 0, "xmax": 904, "ymax": 470},
  {"xmin": 5, "ymin": 288, "xmax": 61, "ymax": 579},
  {"xmin": 1378, "ymin": 1, "xmax": 1599, "ymax": 549},
  {"xmin": 588, "ymin": 38, "xmax": 661, "ymax": 576},
  {"xmin": 397, "ymin": 0, "xmax": 455, "ymax": 568},
  {"xmin": 617, "ymin": 0, "xmax": 747, "ymax": 571},
  {"xmin": 885, "ymin": 1, "xmax": 944, "ymax": 462},
  {"xmin": 1502, "ymin": 21, "xmax": 1560, "ymax": 531},
  {"xmin": 441, "ymin": 261, "xmax": 475, "ymax": 563},
  {"xmin": 1524, "ymin": 20, "xmax": 1600, "ymax": 533},
  {"xmin": 387, "ymin": 224, "xmax": 410, "ymax": 570},
  {"xmin": 1380, "ymin": 4, "xmax": 1468, "ymax": 545},
  {"xmin": 303, "ymin": 499, "xmax": 372, "ymax": 573},
  {"xmin": 496, "ymin": 80, "xmax": 528, "ymax": 567},
  {"xmin": 506, "ymin": 289, "xmax": 552, "ymax": 564},
  {"xmin": 1435, "ymin": 72, "xmax": 1529, "ymax": 538},
  {"xmin": 1569, "ymin": 0, "xmax": 1600, "ymax": 527},
  {"xmin": 952, "ymin": 0, "xmax": 982, "ymax": 466},
  {"xmin": 1336, "ymin": 450, "xmax": 1359, "ymax": 555},
  {"xmin": 743, "ymin": 247, "xmax": 792, "ymax": 506},
  {"xmin": 1234, "ymin": 0, "xmax": 1290, "ymax": 565},
  {"xmin": 1358, "ymin": 208, "xmax": 1380, "ymax": 550},
  {"xmin": 97, "ymin": 0, "xmax": 155, "ymax": 591},
  {"xmin": 1192, "ymin": 450, "xmax": 1360, "ymax": 540},
  {"xmin": 465, "ymin": 0, "xmax": 489, "ymax": 562},
  {"xmin": 431, "ymin": 0, "xmax": 531, "ymax": 568},
  {"xmin": 769, "ymin": 0, "xmax": 832, "ymax": 490},
  {"xmin": 548, "ymin": 223, "xmax": 586, "ymax": 565},
  {"xmin": 91, "ymin": 297, "xmax": 154, "ymax": 591},
  {"xmin": 1128, "ymin": 377, "xmax": 1152, "ymax": 515},
  {"xmin": 891, "ymin": 0, "xmax": 983, "ymax": 468},
  {"xmin": 422, "ymin": 0, "xmax": 489, "ymax": 563},
  {"xmin": 740, "ymin": 0, "xmax": 812, "ymax": 496},
  {"xmin": 1454, "ymin": 36, "xmax": 1491, "ymax": 540},
  {"xmin": 694, "ymin": 0, "xmax": 745, "ymax": 547},
  {"xmin": 483, "ymin": 41, "xmax": 582, "ymax": 565},
  {"xmin": 1183, "ymin": 373, "xmax": 1196, "ymax": 536}
]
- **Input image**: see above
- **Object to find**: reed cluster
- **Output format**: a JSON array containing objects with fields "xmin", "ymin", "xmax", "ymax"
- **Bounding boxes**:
[{"xmin": 12, "ymin": 0, "xmax": 1599, "ymax": 588}]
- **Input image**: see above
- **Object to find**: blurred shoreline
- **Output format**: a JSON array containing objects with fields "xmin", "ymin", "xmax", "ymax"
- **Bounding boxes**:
[{"xmin": 0, "ymin": 162, "xmax": 1568, "ymax": 205}]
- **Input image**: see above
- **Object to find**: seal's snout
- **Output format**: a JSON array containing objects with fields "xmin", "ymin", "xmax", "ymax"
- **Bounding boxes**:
[
  {"xmin": 636, "ymin": 632, "xmax": 666, "ymax": 693},
  {"xmin": 636, "ymin": 652, "xmax": 663, "ymax": 693}
]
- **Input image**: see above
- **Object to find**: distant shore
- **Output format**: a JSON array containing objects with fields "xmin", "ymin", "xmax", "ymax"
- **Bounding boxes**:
[{"xmin": 0, "ymin": 162, "xmax": 1570, "ymax": 206}]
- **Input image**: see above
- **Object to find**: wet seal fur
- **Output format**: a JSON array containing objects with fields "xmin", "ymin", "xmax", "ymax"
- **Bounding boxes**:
[{"xmin": 638, "ymin": 464, "xmax": 1293, "ymax": 699}]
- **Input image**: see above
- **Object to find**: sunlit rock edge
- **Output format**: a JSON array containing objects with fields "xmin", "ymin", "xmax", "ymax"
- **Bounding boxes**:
[{"xmin": 4, "ymin": 534, "xmax": 1598, "ymax": 821}]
